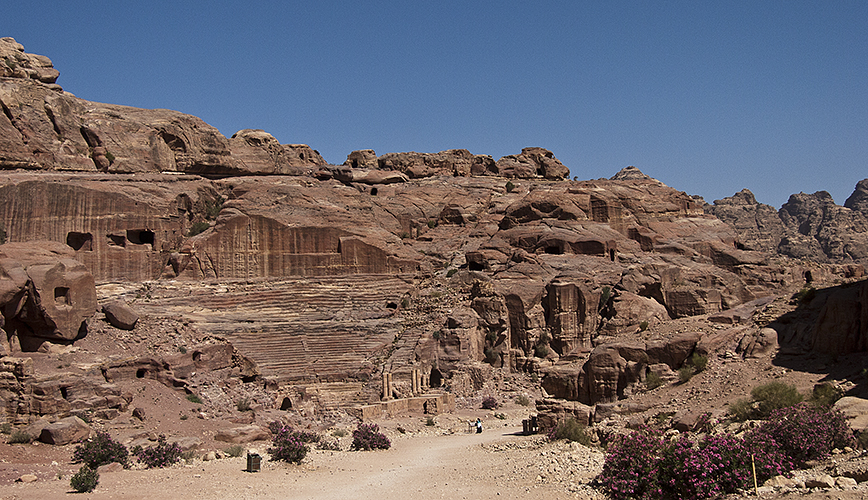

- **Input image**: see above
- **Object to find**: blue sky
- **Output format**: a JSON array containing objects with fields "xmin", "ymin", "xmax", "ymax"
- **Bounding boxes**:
[{"xmin": 5, "ymin": 1, "xmax": 866, "ymax": 208}]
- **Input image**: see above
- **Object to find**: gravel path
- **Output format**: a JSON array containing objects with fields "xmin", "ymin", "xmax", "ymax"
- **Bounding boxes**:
[{"xmin": 3, "ymin": 424, "xmax": 605, "ymax": 500}]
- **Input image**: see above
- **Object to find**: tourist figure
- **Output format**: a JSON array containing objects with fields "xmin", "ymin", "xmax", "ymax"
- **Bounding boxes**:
[{"xmin": 476, "ymin": 417, "xmax": 483, "ymax": 433}]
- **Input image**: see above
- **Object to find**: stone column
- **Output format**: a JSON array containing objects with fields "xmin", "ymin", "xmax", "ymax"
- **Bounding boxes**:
[{"xmin": 382, "ymin": 372, "xmax": 390, "ymax": 400}]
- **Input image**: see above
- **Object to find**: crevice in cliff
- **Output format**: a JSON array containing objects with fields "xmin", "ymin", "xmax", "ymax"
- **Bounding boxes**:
[
  {"xmin": 43, "ymin": 103, "xmax": 62, "ymax": 137},
  {"xmin": 0, "ymin": 97, "xmax": 25, "ymax": 143}
]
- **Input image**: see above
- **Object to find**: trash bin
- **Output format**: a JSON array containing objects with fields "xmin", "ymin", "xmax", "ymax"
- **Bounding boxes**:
[{"xmin": 246, "ymin": 452, "xmax": 261, "ymax": 472}]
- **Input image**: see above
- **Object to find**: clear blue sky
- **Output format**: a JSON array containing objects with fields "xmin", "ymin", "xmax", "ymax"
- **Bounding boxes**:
[{"xmin": 4, "ymin": 1, "xmax": 866, "ymax": 208}]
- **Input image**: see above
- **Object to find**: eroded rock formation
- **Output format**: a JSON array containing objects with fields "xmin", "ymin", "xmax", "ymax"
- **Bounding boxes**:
[
  {"xmin": 0, "ymin": 241, "xmax": 97, "ymax": 352},
  {"xmin": 2, "ymin": 38, "xmax": 868, "ymax": 424},
  {"xmin": 709, "ymin": 184, "xmax": 868, "ymax": 264}
]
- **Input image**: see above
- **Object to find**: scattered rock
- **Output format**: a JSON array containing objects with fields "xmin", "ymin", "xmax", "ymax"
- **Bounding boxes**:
[
  {"xmin": 38, "ymin": 416, "xmax": 91, "ymax": 445},
  {"xmin": 214, "ymin": 425, "xmax": 271, "ymax": 444},
  {"xmin": 102, "ymin": 300, "xmax": 139, "ymax": 330}
]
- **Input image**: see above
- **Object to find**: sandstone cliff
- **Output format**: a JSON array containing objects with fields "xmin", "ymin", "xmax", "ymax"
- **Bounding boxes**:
[{"xmin": 2, "ymin": 38, "xmax": 867, "ymax": 422}]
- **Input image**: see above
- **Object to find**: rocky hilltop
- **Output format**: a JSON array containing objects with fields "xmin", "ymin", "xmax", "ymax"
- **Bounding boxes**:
[{"xmin": 2, "ymin": 38, "xmax": 868, "ymax": 488}]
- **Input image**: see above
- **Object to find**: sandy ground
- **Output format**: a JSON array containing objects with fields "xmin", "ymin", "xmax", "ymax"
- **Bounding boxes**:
[{"xmin": 2, "ymin": 423, "xmax": 603, "ymax": 500}]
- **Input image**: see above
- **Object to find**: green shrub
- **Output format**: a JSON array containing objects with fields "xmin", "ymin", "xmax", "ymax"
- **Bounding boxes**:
[
  {"xmin": 204, "ymin": 196, "xmax": 224, "ymax": 220},
  {"xmin": 446, "ymin": 268, "xmax": 457, "ymax": 277},
  {"xmin": 0, "ymin": 423, "xmax": 10, "ymax": 434},
  {"xmin": 810, "ymin": 383, "xmax": 844, "ymax": 408},
  {"xmin": 332, "ymin": 428, "xmax": 348, "ymax": 438},
  {"xmin": 728, "ymin": 398, "xmax": 754, "ymax": 422},
  {"xmin": 639, "ymin": 320, "xmax": 649, "ymax": 332},
  {"xmin": 224, "ymin": 445, "xmax": 244, "ymax": 457},
  {"xmin": 678, "ymin": 366, "xmax": 695, "ymax": 384},
  {"xmin": 186, "ymin": 394, "xmax": 203, "ymax": 404},
  {"xmin": 70, "ymin": 465, "xmax": 99, "ymax": 493},
  {"xmin": 599, "ymin": 286, "xmax": 611, "ymax": 312},
  {"xmin": 533, "ymin": 343, "xmax": 549, "ymax": 358},
  {"xmin": 133, "ymin": 435, "xmax": 182, "ymax": 468},
  {"xmin": 792, "ymin": 286, "xmax": 817, "ymax": 304},
  {"xmin": 516, "ymin": 394, "xmax": 531, "ymax": 407},
  {"xmin": 427, "ymin": 219, "xmax": 437, "ymax": 228},
  {"xmin": 104, "ymin": 151, "xmax": 115, "ymax": 164},
  {"xmin": 751, "ymin": 381, "xmax": 803, "ymax": 419},
  {"xmin": 484, "ymin": 347, "xmax": 499, "ymax": 364},
  {"xmin": 180, "ymin": 449, "xmax": 197, "ymax": 462},
  {"xmin": 505, "ymin": 181, "xmax": 515, "ymax": 193},
  {"xmin": 549, "ymin": 417, "xmax": 591, "ymax": 446},
  {"xmin": 72, "ymin": 431, "xmax": 130, "ymax": 469},
  {"xmin": 7, "ymin": 429, "xmax": 32, "ymax": 444},
  {"xmin": 689, "ymin": 353, "xmax": 708, "ymax": 373},
  {"xmin": 645, "ymin": 371, "xmax": 663, "ymax": 390},
  {"xmin": 425, "ymin": 416, "xmax": 436, "ymax": 426},
  {"xmin": 351, "ymin": 423, "xmax": 390, "ymax": 451},
  {"xmin": 236, "ymin": 398, "xmax": 252, "ymax": 412},
  {"xmin": 187, "ymin": 221, "xmax": 210, "ymax": 237},
  {"xmin": 730, "ymin": 381, "xmax": 804, "ymax": 421}
]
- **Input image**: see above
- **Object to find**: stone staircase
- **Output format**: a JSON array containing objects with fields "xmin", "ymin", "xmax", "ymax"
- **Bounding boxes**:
[{"xmin": 138, "ymin": 275, "xmax": 418, "ymax": 383}]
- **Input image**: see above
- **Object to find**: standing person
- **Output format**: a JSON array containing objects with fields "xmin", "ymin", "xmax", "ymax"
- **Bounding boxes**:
[{"xmin": 476, "ymin": 418, "xmax": 483, "ymax": 433}]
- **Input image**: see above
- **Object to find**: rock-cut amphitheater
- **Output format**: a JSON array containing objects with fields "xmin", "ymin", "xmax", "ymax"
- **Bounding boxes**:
[{"xmin": 2, "ymin": 35, "xmax": 868, "ymax": 455}]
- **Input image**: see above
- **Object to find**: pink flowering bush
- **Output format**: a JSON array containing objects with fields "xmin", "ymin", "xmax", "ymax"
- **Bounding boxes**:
[
  {"xmin": 596, "ymin": 429, "xmax": 665, "ymax": 499},
  {"xmin": 132, "ymin": 435, "xmax": 182, "ymax": 468},
  {"xmin": 597, "ymin": 403, "xmax": 854, "ymax": 499},
  {"xmin": 747, "ymin": 403, "xmax": 854, "ymax": 468},
  {"xmin": 268, "ymin": 426, "xmax": 317, "ymax": 463},
  {"xmin": 351, "ymin": 423, "xmax": 391, "ymax": 451}
]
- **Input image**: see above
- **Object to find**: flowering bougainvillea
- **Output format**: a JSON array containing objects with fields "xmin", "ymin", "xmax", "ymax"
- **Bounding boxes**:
[{"xmin": 597, "ymin": 403, "xmax": 855, "ymax": 500}]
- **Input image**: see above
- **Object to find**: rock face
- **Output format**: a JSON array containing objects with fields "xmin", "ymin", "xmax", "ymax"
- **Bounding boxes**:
[
  {"xmin": 0, "ymin": 38, "xmax": 323, "ymax": 177},
  {"xmin": 342, "ymin": 147, "xmax": 568, "ymax": 180},
  {"xmin": 0, "ymin": 241, "xmax": 97, "ymax": 351},
  {"xmin": 709, "ymin": 184, "xmax": 868, "ymax": 264},
  {"xmin": 4, "ymin": 39, "xmax": 868, "ymax": 420},
  {"xmin": 0, "ymin": 37, "xmax": 58, "ymax": 84}
]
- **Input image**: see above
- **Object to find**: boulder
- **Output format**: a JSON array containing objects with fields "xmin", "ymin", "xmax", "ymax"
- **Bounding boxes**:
[
  {"xmin": 38, "ymin": 416, "xmax": 91, "ymax": 445},
  {"xmin": 214, "ymin": 425, "xmax": 271, "ymax": 444},
  {"xmin": 229, "ymin": 129, "xmax": 325, "ymax": 176},
  {"xmin": 833, "ymin": 397, "xmax": 868, "ymax": 433},
  {"xmin": 102, "ymin": 300, "xmax": 138, "ymax": 330}
]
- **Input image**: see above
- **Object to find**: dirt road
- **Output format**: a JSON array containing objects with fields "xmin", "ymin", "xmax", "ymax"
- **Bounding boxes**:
[{"xmin": 4, "ymin": 424, "xmax": 596, "ymax": 500}]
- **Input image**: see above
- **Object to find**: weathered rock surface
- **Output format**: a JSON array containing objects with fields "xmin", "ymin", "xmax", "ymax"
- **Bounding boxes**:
[
  {"xmin": 0, "ymin": 37, "xmax": 58, "ymax": 84},
  {"xmin": 0, "ymin": 241, "xmax": 97, "ymax": 351},
  {"xmin": 102, "ymin": 300, "xmax": 138, "ymax": 330},
  {"xmin": 38, "ymin": 415, "xmax": 91, "ymax": 445},
  {"xmin": 213, "ymin": 425, "xmax": 270, "ymax": 444},
  {"xmin": 4, "ymin": 39, "xmax": 868, "ymax": 425},
  {"xmin": 710, "ymin": 183, "xmax": 868, "ymax": 264}
]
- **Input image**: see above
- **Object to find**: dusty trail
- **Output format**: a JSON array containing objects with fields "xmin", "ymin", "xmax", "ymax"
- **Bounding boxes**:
[{"xmin": 4, "ymin": 425, "xmax": 582, "ymax": 500}]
